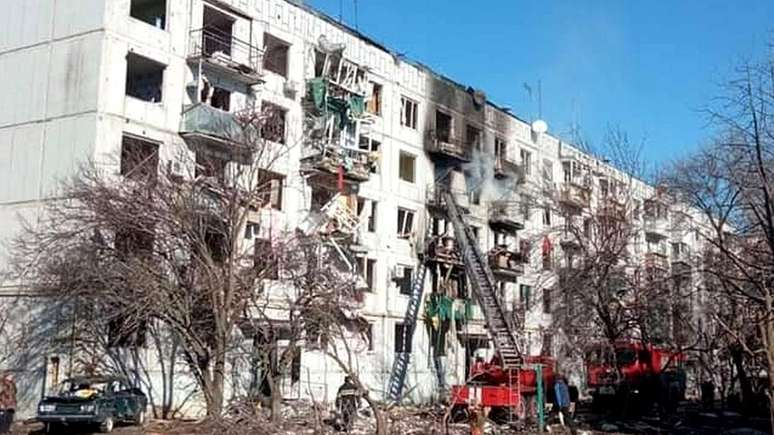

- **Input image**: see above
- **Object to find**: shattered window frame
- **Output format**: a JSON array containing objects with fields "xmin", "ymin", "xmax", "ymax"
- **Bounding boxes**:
[{"xmin": 400, "ymin": 96, "xmax": 418, "ymax": 129}]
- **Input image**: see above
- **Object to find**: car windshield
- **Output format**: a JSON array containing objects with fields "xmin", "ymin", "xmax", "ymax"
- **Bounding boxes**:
[
  {"xmin": 59, "ymin": 380, "xmax": 111, "ymax": 398},
  {"xmin": 615, "ymin": 348, "xmax": 637, "ymax": 365}
]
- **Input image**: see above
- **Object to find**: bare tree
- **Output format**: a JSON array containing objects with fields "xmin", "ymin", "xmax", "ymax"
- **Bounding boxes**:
[{"xmin": 664, "ymin": 54, "xmax": 774, "ymax": 423}]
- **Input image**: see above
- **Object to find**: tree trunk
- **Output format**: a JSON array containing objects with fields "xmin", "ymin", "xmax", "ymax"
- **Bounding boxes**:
[
  {"xmin": 362, "ymin": 394, "xmax": 387, "ymax": 435},
  {"xmin": 730, "ymin": 346, "xmax": 753, "ymax": 411}
]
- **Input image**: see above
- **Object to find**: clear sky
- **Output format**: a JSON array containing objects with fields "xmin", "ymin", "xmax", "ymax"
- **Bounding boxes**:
[{"xmin": 308, "ymin": 0, "xmax": 773, "ymax": 163}]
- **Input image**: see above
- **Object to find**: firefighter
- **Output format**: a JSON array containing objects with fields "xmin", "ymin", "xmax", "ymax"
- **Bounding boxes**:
[
  {"xmin": 0, "ymin": 372, "xmax": 16, "ymax": 434},
  {"xmin": 335, "ymin": 376, "xmax": 361, "ymax": 432},
  {"xmin": 554, "ymin": 376, "xmax": 576, "ymax": 435}
]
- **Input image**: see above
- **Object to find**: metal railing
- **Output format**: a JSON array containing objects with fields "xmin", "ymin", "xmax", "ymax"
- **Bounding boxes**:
[
  {"xmin": 425, "ymin": 129, "xmax": 472, "ymax": 160},
  {"xmin": 188, "ymin": 28, "xmax": 263, "ymax": 76}
]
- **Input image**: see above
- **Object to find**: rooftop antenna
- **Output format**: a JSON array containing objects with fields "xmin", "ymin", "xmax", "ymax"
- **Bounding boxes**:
[
  {"xmin": 339, "ymin": 0, "xmax": 343, "ymax": 23},
  {"xmin": 523, "ymin": 79, "xmax": 543, "ymax": 121},
  {"xmin": 353, "ymin": 0, "xmax": 359, "ymax": 30}
]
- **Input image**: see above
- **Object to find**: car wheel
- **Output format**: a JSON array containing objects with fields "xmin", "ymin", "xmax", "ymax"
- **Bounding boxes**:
[
  {"xmin": 134, "ymin": 409, "xmax": 145, "ymax": 426},
  {"xmin": 100, "ymin": 416, "xmax": 114, "ymax": 433}
]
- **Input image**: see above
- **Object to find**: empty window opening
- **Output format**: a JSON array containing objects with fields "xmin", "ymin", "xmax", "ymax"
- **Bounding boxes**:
[
  {"xmin": 130, "ymin": 0, "xmax": 166, "ymax": 29},
  {"xmin": 263, "ymin": 33, "xmax": 290, "ymax": 77},
  {"xmin": 519, "ymin": 284, "xmax": 532, "ymax": 310},
  {"xmin": 365, "ymin": 323, "xmax": 374, "ymax": 351},
  {"xmin": 466, "ymin": 125, "xmax": 482, "ymax": 151},
  {"xmin": 495, "ymin": 137, "xmax": 507, "ymax": 161},
  {"xmin": 261, "ymin": 102, "xmax": 287, "ymax": 144},
  {"xmin": 201, "ymin": 85, "xmax": 231, "ymax": 111},
  {"xmin": 356, "ymin": 257, "xmax": 376, "ymax": 292},
  {"xmin": 367, "ymin": 82, "xmax": 382, "ymax": 115},
  {"xmin": 358, "ymin": 135, "xmax": 381, "ymax": 173},
  {"xmin": 195, "ymin": 152, "xmax": 227, "ymax": 181},
  {"xmin": 357, "ymin": 199, "xmax": 378, "ymax": 232},
  {"xmin": 311, "ymin": 187, "xmax": 336, "ymax": 211},
  {"xmin": 120, "ymin": 135, "xmax": 159, "ymax": 180},
  {"xmin": 205, "ymin": 230, "xmax": 228, "ymax": 263},
  {"xmin": 400, "ymin": 96, "xmax": 418, "ymax": 129},
  {"xmin": 398, "ymin": 265, "xmax": 414, "ymax": 295},
  {"xmin": 397, "ymin": 208, "xmax": 415, "ymax": 238},
  {"xmin": 394, "ymin": 323, "xmax": 413, "ymax": 353},
  {"xmin": 125, "ymin": 53, "xmax": 165, "ymax": 102},
  {"xmin": 520, "ymin": 149, "xmax": 532, "ymax": 175},
  {"xmin": 435, "ymin": 110, "xmax": 452, "ymax": 142},
  {"xmin": 257, "ymin": 169, "xmax": 284, "ymax": 210},
  {"xmin": 202, "ymin": 6, "xmax": 235, "ymax": 57},
  {"xmin": 254, "ymin": 238, "xmax": 279, "ymax": 280},
  {"xmin": 398, "ymin": 151, "xmax": 416, "ymax": 183},
  {"xmin": 543, "ymin": 288, "xmax": 552, "ymax": 314}
]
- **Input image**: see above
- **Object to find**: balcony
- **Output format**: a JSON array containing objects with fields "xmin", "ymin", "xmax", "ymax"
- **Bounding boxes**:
[
  {"xmin": 559, "ymin": 231, "xmax": 581, "ymax": 252},
  {"xmin": 598, "ymin": 196, "xmax": 627, "ymax": 220},
  {"xmin": 179, "ymin": 104, "xmax": 253, "ymax": 163},
  {"xmin": 300, "ymin": 146, "xmax": 375, "ymax": 184},
  {"xmin": 644, "ymin": 252, "xmax": 669, "ymax": 273},
  {"xmin": 187, "ymin": 28, "xmax": 263, "ymax": 85},
  {"xmin": 644, "ymin": 215, "xmax": 670, "ymax": 239},
  {"xmin": 425, "ymin": 236, "xmax": 464, "ymax": 267},
  {"xmin": 494, "ymin": 157, "xmax": 523, "ymax": 180},
  {"xmin": 559, "ymin": 183, "xmax": 591, "ymax": 210},
  {"xmin": 426, "ymin": 184, "xmax": 470, "ymax": 212},
  {"xmin": 488, "ymin": 247, "xmax": 525, "ymax": 279},
  {"xmin": 425, "ymin": 129, "xmax": 472, "ymax": 162},
  {"xmin": 671, "ymin": 244, "xmax": 692, "ymax": 266},
  {"xmin": 488, "ymin": 201, "xmax": 524, "ymax": 232}
]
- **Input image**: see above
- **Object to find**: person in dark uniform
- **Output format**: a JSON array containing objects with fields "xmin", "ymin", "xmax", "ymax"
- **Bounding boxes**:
[
  {"xmin": 0, "ymin": 372, "xmax": 16, "ymax": 434},
  {"xmin": 335, "ymin": 376, "xmax": 361, "ymax": 432}
]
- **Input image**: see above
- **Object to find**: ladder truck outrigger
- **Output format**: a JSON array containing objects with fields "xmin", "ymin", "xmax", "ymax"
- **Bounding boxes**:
[{"xmin": 386, "ymin": 186, "xmax": 556, "ymax": 424}]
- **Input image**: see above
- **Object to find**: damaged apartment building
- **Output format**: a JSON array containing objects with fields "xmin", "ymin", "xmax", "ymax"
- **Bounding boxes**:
[{"xmin": 0, "ymin": 0, "xmax": 706, "ymax": 416}]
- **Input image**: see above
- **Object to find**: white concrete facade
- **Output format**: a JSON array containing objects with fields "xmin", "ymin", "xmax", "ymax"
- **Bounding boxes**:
[{"xmin": 0, "ymin": 0, "xmax": 706, "ymax": 417}]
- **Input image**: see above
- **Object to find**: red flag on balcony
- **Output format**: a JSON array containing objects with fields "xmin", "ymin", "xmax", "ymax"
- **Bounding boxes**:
[
  {"xmin": 337, "ymin": 165, "xmax": 345, "ymax": 193},
  {"xmin": 542, "ymin": 235, "xmax": 552, "ymax": 254}
]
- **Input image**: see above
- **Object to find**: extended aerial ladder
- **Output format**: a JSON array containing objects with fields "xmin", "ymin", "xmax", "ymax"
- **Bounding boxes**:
[
  {"xmin": 442, "ymin": 191, "xmax": 523, "ymax": 369},
  {"xmin": 387, "ymin": 188, "xmax": 523, "ymax": 403}
]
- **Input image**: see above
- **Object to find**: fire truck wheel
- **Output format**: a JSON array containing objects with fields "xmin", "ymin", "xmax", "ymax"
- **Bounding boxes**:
[{"xmin": 449, "ymin": 405, "xmax": 469, "ymax": 423}]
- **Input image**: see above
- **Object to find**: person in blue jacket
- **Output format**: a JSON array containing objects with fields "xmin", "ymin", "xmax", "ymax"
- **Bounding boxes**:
[{"xmin": 554, "ymin": 375, "xmax": 577, "ymax": 434}]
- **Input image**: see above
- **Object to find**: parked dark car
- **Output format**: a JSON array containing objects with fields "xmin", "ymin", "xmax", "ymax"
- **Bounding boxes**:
[{"xmin": 37, "ymin": 376, "xmax": 147, "ymax": 433}]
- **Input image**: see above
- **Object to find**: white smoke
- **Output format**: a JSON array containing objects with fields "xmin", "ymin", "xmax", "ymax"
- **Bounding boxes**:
[{"xmin": 462, "ymin": 149, "xmax": 518, "ymax": 203}]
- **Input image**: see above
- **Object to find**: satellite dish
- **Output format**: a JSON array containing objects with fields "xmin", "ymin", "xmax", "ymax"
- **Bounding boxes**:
[{"xmin": 531, "ymin": 120, "xmax": 548, "ymax": 134}]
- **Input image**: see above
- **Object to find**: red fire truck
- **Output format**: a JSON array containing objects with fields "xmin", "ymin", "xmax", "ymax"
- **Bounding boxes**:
[
  {"xmin": 450, "ymin": 355, "xmax": 556, "ymax": 420},
  {"xmin": 586, "ymin": 341, "xmax": 686, "ymax": 412}
]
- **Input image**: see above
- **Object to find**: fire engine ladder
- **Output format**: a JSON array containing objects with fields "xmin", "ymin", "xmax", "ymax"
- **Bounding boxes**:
[
  {"xmin": 386, "ymin": 260, "xmax": 429, "ymax": 403},
  {"xmin": 442, "ymin": 191, "xmax": 523, "ymax": 369}
]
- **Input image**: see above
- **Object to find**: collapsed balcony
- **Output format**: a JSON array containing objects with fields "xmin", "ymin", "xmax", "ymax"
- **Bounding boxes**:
[
  {"xmin": 425, "ymin": 236, "xmax": 464, "ymax": 268},
  {"xmin": 424, "ymin": 129, "xmax": 471, "ymax": 162},
  {"xmin": 300, "ymin": 146, "xmax": 375, "ymax": 183},
  {"xmin": 187, "ymin": 28, "xmax": 263, "ymax": 85},
  {"xmin": 179, "ymin": 104, "xmax": 254, "ymax": 163},
  {"xmin": 558, "ymin": 184, "xmax": 591, "ymax": 210},
  {"xmin": 488, "ymin": 201, "xmax": 524, "ymax": 232},
  {"xmin": 488, "ymin": 246, "xmax": 525, "ymax": 279}
]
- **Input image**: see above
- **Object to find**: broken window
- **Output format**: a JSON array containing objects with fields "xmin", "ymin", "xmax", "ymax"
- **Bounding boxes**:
[
  {"xmin": 541, "ymin": 332, "xmax": 552, "ymax": 356},
  {"xmin": 397, "ymin": 208, "xmax": 415, "ymax": 238},
  {"xmin": 398, "ymin": 151, "xmax": 416, "ymax": 183},
  {"xmin": 542, "ymin": 159, "xmax": 553, "ymax": 181},
  {"xmin": 263, "ymin": 33, "xmax": 290, "ymax": 78},
  {"xmin": 207, "ymin": 87, "xmax": 231, "ymax": 111},
  {"xmin": 367, "ymin": 201, "xmax": 377, "ymax": 232},
  {"xmin": 120, "ymin": 134, "xmax": 159, "ymax": 181},
  {"xmin": 543, "ymin": 208, "xmax": 552, "ymax": 226},
  {"xmin": 205, "ymin": 230, "xmax": 228, "ymax": 263},
  {"xmin": 543, "ymin": 288, "xmax": 551, "ymax": 314},
  {"xmin": 261, "ymin": 102, "xmax": 287, "ymax": 144},
  {"xmin": 435, "ymin": 110, "xmax": 452, "ymax": 142},
  {"xmin": 257, "ymin": 169, "xmax": 284, "ymax": 210},
  {"xmin": 520, "ymin": 149, "xmax": 532, "ymax": 176},
  {"xmin": 365, "ymin": 323, "xmax": 374, "ymax": 351},
  {"xmin": 495, "ymin": 137, "xmax": 507, "ymax": 161},
  {"xmin": 400, "ymin": 96, "xmax": 418, "ymax": 129},
  {"xmin": 125, "ymin": 53, "xmax": 165, "ymax": 102},
  {"xmin": 202, "ymin": 6, "xmax": 234, "ymax": 57},
  {"xmin": 356, "ymin": 257, "xmax": 376, "ymax": 292},
  {"xmin": 358, "ymin": 198, "xmax": 378, "ymax": 232},
  {"xmin": 470, "ymin": 188, "xmax": 481, "ymax": 205},
  {"xmin": 311, "ymin": 186, "xmax": 335, "ymax": 211},
  {"xmin": 254, "ymin": 238, "xmax": 279, "ymax": 279},
  {"xmin": 367, "ymin": 82, "xmax": 382, "ymax": 115},
  {"xmin": 466, "ymin": 125, "xmax": 482, "ymax": 151},
  {"xmin": 398, "ymin": 265, "xmax": 414, "ymax": 295},
  {"xmin": 519, "ymin": 284, "xmax": 532, "ymax": 310},
  {"xmin": 358, "ymin": 135, "xmax": 381, "ymax": 173},
  {"xmin": 394, "ymin": 322, "xmax": 413, "ymax": 353},
  {"xmin": 244, "ymin": 221, "xmax": 260, "ymax": 239},
  {"xmin": 130, "ymin": 0, "xmax": 166, "ymax": 29},
  {"xmin": 195, "ymin": 153, "xmax": 227, "ymax": 181}
]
